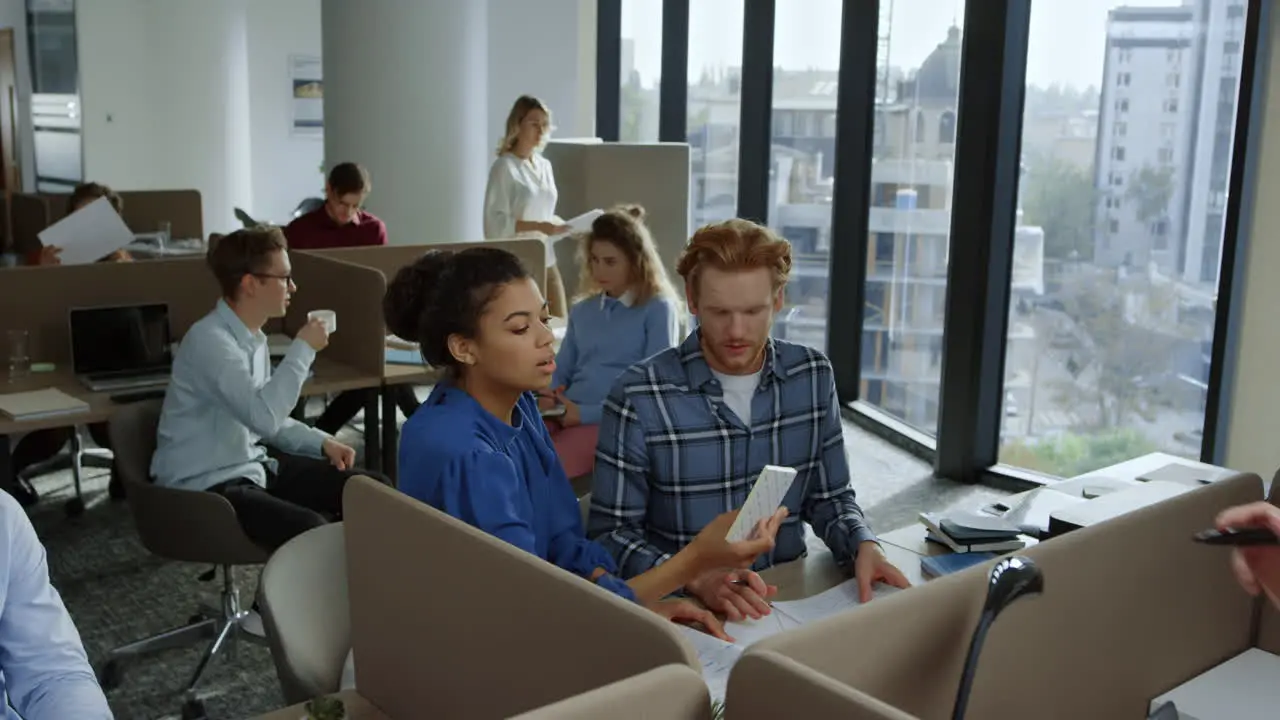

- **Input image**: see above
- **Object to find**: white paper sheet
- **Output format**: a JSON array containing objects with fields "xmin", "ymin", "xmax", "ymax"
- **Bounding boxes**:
[
  {"xmin": 722, "ymin": 610, "xmax": 803, "ymax": 647},
  {"xmin": 37, "ymin": 196, "xmax": 135, "ymax": 265},
  {"xmin": 559, "ymin": 208, "xmax": 604, "ymax": 235},
  {"xmin": 726, "ymin": 465, "xmax": 798, "ymax": 542},
  {"xmin": 676, "ymin": 626, "xmax": 743, "ymax": 703},
  {"xmin": 771, "ymin": 579, "xmax": 902, "ymax": 625}
]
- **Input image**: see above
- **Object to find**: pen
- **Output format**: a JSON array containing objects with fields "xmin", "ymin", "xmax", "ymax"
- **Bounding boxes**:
[{"xmin": 1192, "ymin": 527, "xmax": 1280, "ymax": 546}]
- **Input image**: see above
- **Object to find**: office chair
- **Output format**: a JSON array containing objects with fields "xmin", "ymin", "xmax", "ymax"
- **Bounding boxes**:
[
  {"xmin": 259, "ymin": 522, "xmax": 350, "ymax": 703},
  {"xmin": 100, "ymin": 400, "xmax": 270, "ymax": 720},
  {"xmin": 293, "ymin": 197, "xmax": 324, "ymax": 218},
  {"xmin": 15, "ymin": 424, "xmax": 114, "ymax": 516}
]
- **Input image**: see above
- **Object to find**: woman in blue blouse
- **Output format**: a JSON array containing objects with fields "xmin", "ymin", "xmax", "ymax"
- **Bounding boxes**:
[
  {"xmin": 540, "ymin": 205, "xmax": 683, "ymax": 478},
  {"xmin": 385, "ymin": 247, "xmax": 784, "ymax": 638}
]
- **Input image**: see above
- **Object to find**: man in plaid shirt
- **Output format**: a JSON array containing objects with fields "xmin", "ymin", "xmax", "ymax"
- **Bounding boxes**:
[{"xmin": 588, "ymin": 219, "xmax": 909, "ymax": 621}]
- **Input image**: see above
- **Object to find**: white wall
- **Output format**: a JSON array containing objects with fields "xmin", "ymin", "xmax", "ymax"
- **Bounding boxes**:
[
  {"xmin": 487, "ymin": 0, "xmax": 597, "ymax": 144},
  {"xmin": 1224, "ymin": 10, "xmax": 1280, "ymax": 477},
  {"xmin": 0, "ymin": 0, "xmax": 40, "ymax": 192},
  {"xmin": 246, "ymin": 0, "xmax": 324, "ymax": 224}
]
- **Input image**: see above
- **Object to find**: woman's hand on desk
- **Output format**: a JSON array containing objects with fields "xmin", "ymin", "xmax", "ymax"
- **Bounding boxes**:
[
  {"xmin": 1216, "ymin": 501, "xmax": 1280, "ymax": 609},
  {"xmin": 648, "ymin": 598, "xmax": 732, "ymax": 642}
]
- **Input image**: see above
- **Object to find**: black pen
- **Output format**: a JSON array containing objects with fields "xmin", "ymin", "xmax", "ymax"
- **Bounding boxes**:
[{"xmin": 1193, "ymin": 527, "xmax": 1280, "ymax": 546}]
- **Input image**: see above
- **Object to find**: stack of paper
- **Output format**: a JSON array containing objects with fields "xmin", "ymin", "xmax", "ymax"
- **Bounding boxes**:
[
  {"xmin": 680, "ymin": 579, "xmax": 902, "ymax": 702},
  {"xmin": 0, "ymin": 388, "xmax": 90, "ymax": 420}
]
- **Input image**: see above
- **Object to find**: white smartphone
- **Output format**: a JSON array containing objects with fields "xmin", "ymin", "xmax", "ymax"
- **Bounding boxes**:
[{"xmin": 726, "ymin": 465, "xmax": 798, "ymax": 542}]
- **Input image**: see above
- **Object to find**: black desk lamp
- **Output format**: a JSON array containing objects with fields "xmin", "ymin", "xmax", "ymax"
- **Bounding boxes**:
[{"xmin": 952, "ymin": 556, "xmax": 1044, "ymax": 720}]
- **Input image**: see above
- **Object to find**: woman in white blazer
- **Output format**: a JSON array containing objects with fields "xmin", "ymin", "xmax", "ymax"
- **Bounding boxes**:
[{"xmin": 484, "ymin": 95, "xmax": 570, "ymax": 316}]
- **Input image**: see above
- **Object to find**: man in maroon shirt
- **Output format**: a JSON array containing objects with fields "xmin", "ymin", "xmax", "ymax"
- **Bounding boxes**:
[
  {"xmin": 287, "ymin": 163, "xmax": 417, "ymax": 432},
  {"xmin": 284, "ymin": 162, "xmax": 388, "ymax": 250}
]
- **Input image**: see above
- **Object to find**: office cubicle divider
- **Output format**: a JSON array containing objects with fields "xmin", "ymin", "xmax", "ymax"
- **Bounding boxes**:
[
  {"xmin": 737, "ymin": 473, "xmax": 1266, "ymax": 719},
  {"xmin": 9, "ymin": 189, "xmax": 205, "ymax": 258},
  {"xmin": 0, "ymin": 257, "xmax": 220, "ymax": 365},
  {"xmin": 730, "ymin": 651, "xmax": 917, "ymax": 720},
  {"xmin": 118, "ymin": 189, "xmax": 204, "ymax": 240},
  {"xmin": 508, "ymin": 665, "xmax": 712, "ymax": 720},
  {"xmin": 341, "ymin": 476, "xmax": 699, "ymax": 719},
  {"xmin": 307, "ymin": 237, "xmax": 550, "ymax": 298},
  {"xmin": 282, "ymin": 252, "xmax": 386, "ymax": 377},
  {"xmin": 543, "ymin": 141, "xmax": 692, "ymax": 299}
]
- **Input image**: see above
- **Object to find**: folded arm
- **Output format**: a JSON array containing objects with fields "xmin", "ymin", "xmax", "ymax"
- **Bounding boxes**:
[{"xmin": 197, "ymin": 334, "xmax": 326, "ymax": 457}]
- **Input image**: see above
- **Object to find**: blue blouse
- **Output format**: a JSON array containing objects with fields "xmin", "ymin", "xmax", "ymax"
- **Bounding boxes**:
[{"xmin": 398, "ymin": 384, "xmax": 636, "ymax": 602}]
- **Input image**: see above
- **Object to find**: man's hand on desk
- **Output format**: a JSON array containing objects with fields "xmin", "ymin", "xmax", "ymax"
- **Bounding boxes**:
[
  {"xmin": 853, "ymin": 541, "xmax": 912, "ymax": 603},
  {"xmin": 686, "ymin": 569, "xmax": 778, "ymax": 622},
  {"xmin": 321, "ymin": 438, "xmax": 356, "ymax": 471},
  {"xmin": 648, "ymin": 598, "xmax": 732, "ymax": 642},
  {"xmin": 1216, "ymin": 501, "xmax": 1280, "ymax": 609}
]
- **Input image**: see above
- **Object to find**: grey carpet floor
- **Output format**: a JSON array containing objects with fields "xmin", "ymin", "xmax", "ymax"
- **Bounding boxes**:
[{"xmin": 24, "ymin": 417, "xmax": 1008, "ymax": 720}]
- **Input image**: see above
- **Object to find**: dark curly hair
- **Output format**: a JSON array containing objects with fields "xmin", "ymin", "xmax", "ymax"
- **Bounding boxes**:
[{"xmin": 383, "ymin": 247, "xmax": 531, "ymax": 372}]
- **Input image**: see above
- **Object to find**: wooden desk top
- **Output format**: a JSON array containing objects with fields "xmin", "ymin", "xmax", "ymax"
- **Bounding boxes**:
[
  {"xmin": 0, "ymin": 358, "xmax": 381, "ymax": 435},
  {"xmin": 382, "ymin": 362, "xmax": 439, "ymax": 386},
  {"xmin": 253, "ymin": 691, "xmax": 390, "ymax": 720}
]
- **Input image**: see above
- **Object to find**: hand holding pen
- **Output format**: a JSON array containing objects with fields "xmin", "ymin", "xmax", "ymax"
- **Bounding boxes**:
[{"xmin": 1198, "ymin": 501, "xmax": 1280, "ymax": 609}]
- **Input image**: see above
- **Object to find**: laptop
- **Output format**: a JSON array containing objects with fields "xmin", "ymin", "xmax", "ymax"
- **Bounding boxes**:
[{"xmin": 70, "ymin": 303, "xmax": 174, "ymax": 392}]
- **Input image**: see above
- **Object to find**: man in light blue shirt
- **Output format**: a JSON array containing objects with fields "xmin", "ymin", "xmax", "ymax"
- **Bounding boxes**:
[
  {"xmin": 0, "ymin": 490, "xmax": 111, "ymax": 718},
  {"xmin": 152, "ymin": 227, "xmax": 387, "ymax": 551}
]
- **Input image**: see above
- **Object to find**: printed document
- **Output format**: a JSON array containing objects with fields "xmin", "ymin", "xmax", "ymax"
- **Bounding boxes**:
[{"xmin": 37, "ymin": 196, "xmax": 134, "ymax": 265}]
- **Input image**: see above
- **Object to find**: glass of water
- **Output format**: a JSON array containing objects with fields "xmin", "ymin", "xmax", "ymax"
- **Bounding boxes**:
[
  {"xmin": 7, "ymin": 329, "xmax": 29, "ymax": 382},
  {"xmin": 157, "ymin": 221, "xmax": 171, "ymax": 251}
]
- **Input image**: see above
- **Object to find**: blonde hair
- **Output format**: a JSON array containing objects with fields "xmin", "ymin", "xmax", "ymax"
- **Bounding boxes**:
[
  {"xmin": 496, "ymin": 95, "xmax": 552, "ymax": 156},
  {"xmin": 676, "ymin": 219, "xmax": 793, "ymax": 301},
  {"xmin": 576, "ymin": 204, "xmax": 682, "ymax": 310}
]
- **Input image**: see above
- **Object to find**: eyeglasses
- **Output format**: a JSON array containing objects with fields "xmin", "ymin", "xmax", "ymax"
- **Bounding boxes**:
[{"xmin": 253, "ymin": 272, "xmax": 293, "ymax": 283}]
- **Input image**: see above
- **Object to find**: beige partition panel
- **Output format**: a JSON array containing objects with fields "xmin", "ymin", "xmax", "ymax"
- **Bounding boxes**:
[
  {"xmin": 1253, "ymin": 474, "xmax": 1280, "ymax": 653},
  {"xmin": 309, "ymin": 237, "xmax": 549, "ymax": 294},
  {"xmin": 730, "ymin": 651, "xmax": 916, "ymax": 720},
  {"xmin": 544, "ymin": 141, "xmax": 691, "ymax": 298},
  {"xmin": 754, "ymin": 474, "xmax": 1265, "ymax": 719},
  {"xmin": 342, "ymin": 477, "xmax": 698, "ymax": 719},
  {"xmin": 118, "ymin": 189, "xmax": 203, "ymax": 240},
  {"xmin": 10, "ymin": 192, "xmax": 54, "ymax": 256},
  {"xmin": 282, "ymin": 252, "xmax": 386, "ymax": 376},
  {"xmin": 0, "ymin": 258, "xmax": 220, "ymax": 364},
  {"xmin": 510, "ymin": 665, "xmax": 711, "ymax": 720}
]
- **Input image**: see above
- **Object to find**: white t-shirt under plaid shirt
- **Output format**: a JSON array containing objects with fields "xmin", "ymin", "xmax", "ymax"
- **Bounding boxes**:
[{"xmin": 587, "ymin": 331, "xmax": 878, "ymax": 579}]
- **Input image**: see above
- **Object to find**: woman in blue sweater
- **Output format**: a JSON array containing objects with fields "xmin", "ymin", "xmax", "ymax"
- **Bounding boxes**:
[
  {"xmin": 541, "ymin": 205, "xmax": 683, "ymax": 478},
  {"xmin": 385, "ymin": 247, "xmax": 784, "ymax": 639}
]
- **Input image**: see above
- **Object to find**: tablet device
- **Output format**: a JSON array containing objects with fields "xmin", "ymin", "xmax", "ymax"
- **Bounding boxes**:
[
  {"xmin": 540, "ymin": 404, "xmax": 566, "ymax": 418},
  {"xmin": 726, "ymin": 465, "xmax": 797, "ymax": 543}
]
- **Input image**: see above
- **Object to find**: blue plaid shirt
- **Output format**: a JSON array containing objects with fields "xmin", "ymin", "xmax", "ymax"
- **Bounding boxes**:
[{"xmin": 588, "ymin": 331, "xmax": 877, "ymax": 579}]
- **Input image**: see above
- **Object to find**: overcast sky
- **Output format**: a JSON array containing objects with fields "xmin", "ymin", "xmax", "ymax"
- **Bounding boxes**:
[{"xmin": 622, "ymin": 0, "xmax": 1185, "ymax": 90}]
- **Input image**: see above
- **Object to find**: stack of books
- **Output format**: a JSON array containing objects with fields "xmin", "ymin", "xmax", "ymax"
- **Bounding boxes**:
[{"xmin": 919, "ymin": 510, "xmax": 1026, "ymax": 554}]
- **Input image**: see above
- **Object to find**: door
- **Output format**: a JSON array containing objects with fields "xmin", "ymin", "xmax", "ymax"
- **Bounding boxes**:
[{"xmin": 0, "ymin": 28, "xmax": 19, "ymax": 249}]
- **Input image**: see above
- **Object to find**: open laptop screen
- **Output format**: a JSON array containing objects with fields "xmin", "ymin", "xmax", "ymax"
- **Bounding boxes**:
[{"xmin": 69, "ymin": 303, "xmax": 173, "ymax": 377}]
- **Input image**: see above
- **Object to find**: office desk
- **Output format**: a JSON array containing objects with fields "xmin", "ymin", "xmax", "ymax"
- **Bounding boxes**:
[
  {"xmin": 253, "ymin": 691, "xmax": 389, "ymax": 720},
  {"xmin": 877, "ymin": 523, "xmax": 1040, "ymax": 557}
]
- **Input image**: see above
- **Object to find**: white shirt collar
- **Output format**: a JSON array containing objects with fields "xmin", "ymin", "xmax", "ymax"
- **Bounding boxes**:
[{"xmin": 600, "ymin": 290, "xmax": 636, "ymax": 308}]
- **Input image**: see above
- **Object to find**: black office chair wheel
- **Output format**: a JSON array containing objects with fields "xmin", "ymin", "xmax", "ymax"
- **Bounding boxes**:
[
  {"xmin": 96, "ymin": 659, "xmax": 123, "ymax": 691},
  {"xmin": 63, "ymin": 497, "xmax": 84, "ymax": 518},
  {"xmin": 181, "ymin": 698, "xmax": 208, "ymax": 720}
]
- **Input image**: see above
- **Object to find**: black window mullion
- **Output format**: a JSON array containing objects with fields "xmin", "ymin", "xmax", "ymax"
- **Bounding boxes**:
[
  {"xmin": 1202, "ymin": 0, "xmax": 1269, "ymax": 464},
  {"xmin": 827, "ymin": 0, "xmax": 881, "ymax": 402},
  {"xmin": 657, "ymin": 0, "xmax": 689, "ymax": 143},
  {"xmin": 934, "ymin": 0, "xmax": 1032, "ymax": 482},
  {"xmin": 595, "ymin": 0, "xmax": 622, "ymax": 142},
  {"xmin": 735, "ymin": 0, "xmax": 775, "ymax": 223}
]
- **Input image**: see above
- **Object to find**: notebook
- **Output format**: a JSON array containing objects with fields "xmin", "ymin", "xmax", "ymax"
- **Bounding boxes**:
[
  {"xmin": 0, "ymin": 388, "xmax": 90, "ymax": 420},
  {"xmin": 920, "ymin": 551, "xmax": 998, "ymax": 578}
]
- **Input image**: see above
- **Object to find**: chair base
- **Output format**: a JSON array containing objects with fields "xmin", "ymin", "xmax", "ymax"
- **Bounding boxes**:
[{"xmin": 97, "ymin": 566, "xmax": 265, "ymax": 706}]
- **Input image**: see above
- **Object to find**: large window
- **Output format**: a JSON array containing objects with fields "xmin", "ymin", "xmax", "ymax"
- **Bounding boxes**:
[
  {"xmin": 768, "ymin": 0, "xmax": 842, "ymax": 353},
  {"xmin": 858, "ymin": 7, "xmax": 965, "ymax": 433},
  {"xmin": 619, "ymin": 0, "xmax": 660, "ymax": 143},
  {"xmin": 687, "ymin": 0, "xmax": 743, "ymax": 227},
  {"xmin": 997, "ymin": 1, "xmax": 1251, "ymax": 479}
]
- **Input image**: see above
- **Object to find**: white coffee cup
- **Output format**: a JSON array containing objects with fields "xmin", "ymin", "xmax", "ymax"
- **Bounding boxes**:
[{"xmin": 307, "ymin": 309, "xmax": 337, "ymax": 333}]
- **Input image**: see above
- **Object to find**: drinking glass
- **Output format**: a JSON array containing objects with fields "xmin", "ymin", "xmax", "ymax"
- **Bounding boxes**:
[{"xmin": 7, "ymin": 329, "xmax": 29, "ymax": 382}]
